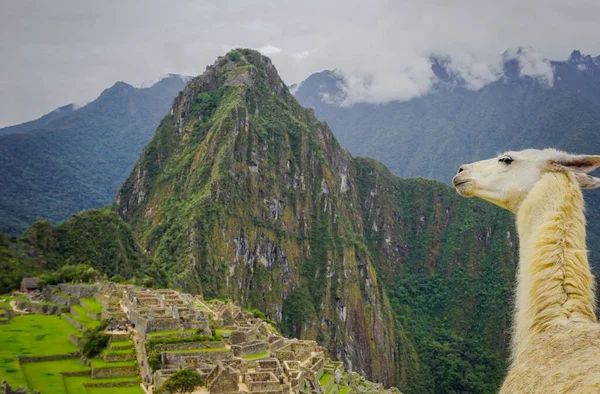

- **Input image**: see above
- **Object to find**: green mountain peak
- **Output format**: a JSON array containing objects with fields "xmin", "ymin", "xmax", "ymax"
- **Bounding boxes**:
[{"xmin": 111, "ymin": 49, "xmax": 518, "ymax": 392}]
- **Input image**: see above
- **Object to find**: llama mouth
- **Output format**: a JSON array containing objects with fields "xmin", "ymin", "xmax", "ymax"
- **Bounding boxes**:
[{"xmin": 452, "ymin": 178, "xmax": 470, "ymax": 187}]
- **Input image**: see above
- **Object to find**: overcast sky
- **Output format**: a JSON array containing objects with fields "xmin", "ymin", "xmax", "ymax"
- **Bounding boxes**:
[{"xmin": 1, "ymin": 0, "xmax": 600, "ymax": 127}]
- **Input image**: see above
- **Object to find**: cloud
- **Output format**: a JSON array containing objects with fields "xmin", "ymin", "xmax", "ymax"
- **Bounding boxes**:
[
  {"xmin": 1, "ymin": 0, "xmax": 600, "ymax": 125},
  {"xmin": 258, "ymin": 45, "xmax": 282, "ymax": 56},
  {"xmin": 503, "ymin": 47, "xmax": 555, "ymax": 86}
]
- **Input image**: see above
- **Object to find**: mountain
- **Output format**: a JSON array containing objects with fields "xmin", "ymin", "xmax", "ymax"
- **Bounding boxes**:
[
  {"xmin": 114, "ymin": 49, "xmax": 517, "ymax": 392},
  {"xmin": 0, "ymin": 74, "xmax": 187, "ymax": 236},
  {"xmin": 293, "ymin": 49, "xmax": 600, "ymax": 262},
  {"xmin": 0, "ymin": 104, "xmax": 75, "ymax": 136},
  {"xmin": 0, "ymin": 208, "xmax": 161, "ymax": 294}
]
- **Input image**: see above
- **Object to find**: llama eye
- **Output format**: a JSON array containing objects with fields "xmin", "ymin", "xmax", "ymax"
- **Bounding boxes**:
[{"xmin": 499, "ymin": 157, "xmax": 513, "ymax": 165}]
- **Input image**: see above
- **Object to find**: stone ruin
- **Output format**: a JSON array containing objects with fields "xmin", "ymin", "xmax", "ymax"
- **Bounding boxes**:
[{"xmin": 20, "ymin": 281, "xmax": 400, "ymax": 394}]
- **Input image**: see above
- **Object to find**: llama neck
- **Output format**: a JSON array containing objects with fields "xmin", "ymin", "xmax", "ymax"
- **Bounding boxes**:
[{"xmin": 512, "ymin": 171, "xmax": 596, "ymax": 361}]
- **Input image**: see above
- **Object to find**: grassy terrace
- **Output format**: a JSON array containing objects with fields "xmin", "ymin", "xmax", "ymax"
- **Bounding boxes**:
[
  {"xmin": 21, "ymin": 359, "xmax": 89, "ymax": 393},
  {"xmin": 91, "ymin": 358, "xmax": 137, "ymax": 368},
  {"xmin": 68, "ymin": 305, "xmax": 100, "ymax": 329},
  {"xmin": 109, "ymin": 339, "xmax": 134, "ymax": 349},
  {"xmin": 338, "ymin": 386, "xmax": 351, "ymax": 394},
  {"xmin": 0, "ymin": 314, "xmax": 79, "ymax": 386},
  {"xmin": 319, "ymin": 372, "xmax": 333, "ymax": 387},
  {"xmin": 242, "ymin": 351, "xmax": 269, "ymax": 360},
  {"xmin": 103, "ymin": 348, "xmax": 135, "ymax": 355},
  {"xmin": 86, "ymin": 386, "xmax": 144, "ymax": 394},
  {"xmin": 64, "ymin": 375, "xmax": 140, "ymax": 394},
  {"xmin": 80, "ymin": 298, "xmax": 102, "ymax": 313}
]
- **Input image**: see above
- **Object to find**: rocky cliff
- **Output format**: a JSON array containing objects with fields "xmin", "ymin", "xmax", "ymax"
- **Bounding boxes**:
[
  {"xmin": 115, "ymin": 49, "xmax": 399, "ymax": 386},
  {"xmin": 114, "ymin": 49, "xmax": 518, "ymax": 392}
]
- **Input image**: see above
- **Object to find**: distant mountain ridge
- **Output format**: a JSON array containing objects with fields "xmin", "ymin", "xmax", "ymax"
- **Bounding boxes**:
[
  {"xmin": 0, "ymin": 74, "xmax": 187, "ymax": 236},
  {"xmin": 0, "ymin": 104, "xmax": 76, "ymax": 136},
  {"xmin": 294, "ymin": 48, "xmax": 600, "ymax": 255}
]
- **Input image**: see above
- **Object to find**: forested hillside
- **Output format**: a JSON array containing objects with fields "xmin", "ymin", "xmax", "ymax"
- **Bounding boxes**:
[
  {"xmin": 0, "ymin": 75, "xmax": 186, "ymax": 236},
  {"xmin": 294, "ymin": 50, "xmax": 600, "ymax": 267}
]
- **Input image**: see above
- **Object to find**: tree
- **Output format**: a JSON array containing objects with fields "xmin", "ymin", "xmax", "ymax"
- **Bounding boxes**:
[{"xmin": 157, "ymin": 369, "xmax": 204, "ymax": 394}]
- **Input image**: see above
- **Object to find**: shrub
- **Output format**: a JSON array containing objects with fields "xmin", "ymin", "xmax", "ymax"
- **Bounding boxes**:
[
  {"xmin": 157, "ymin": 369, "xmax": 204, "ymax": 394},
  {"xmin": 250, "ymin": 308, "xmax": 266, "ymax": 320},
  {"xmin": 80, "ymin": 320, "xmax": 110, "ymax": 358},
  {"xmin": 226, "ymin": 50, "xmax": 240, "ymax": 62}
]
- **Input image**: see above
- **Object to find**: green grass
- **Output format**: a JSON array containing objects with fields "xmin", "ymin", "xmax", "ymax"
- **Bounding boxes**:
[
  {"xmin": 0, "ymin": 295, "xmax": 15, "ymax": 308},
  {"xmin": 80, "ymin": 298, "xmax": 102, "ymax": 314},
  {"xmin": 326, "ymin": 384, "xmax": 339, "ymax": 394},
  {"xmin": 64, "ymin": 375, "xmax": 139, "ymax": 394},
  {"xmin": 108, "ymin": 340, "xmax": 134, "ymax": 350},
  {"xmin": 103, "ymin": 348, "xmax": 135, "ymax": 355},
  {"xmin": 67, "ymin": 306, "xmax": 100, "ymax": 329},
  {"xmin": 90, "ymin": 358, "xmax": 137, "ymax": 368},
  {"xmin": 165, "ymin": 347, "xmax": 228, "ymax": 354},
  {"xmin": 242, "ymin": 351, "xmax": 269, "ymax": 360},
  {"xmin": 146, "ymin": 329, "xmax": 195, "ymax": 338},
  {"xmin": 0, "ymin": 314, "xmax": 79, "ymax": 387},
  {"xmin": 21, "ymin": 358, "xmax": 90, "ymax": 393},
  {"xmin": 338, "ymin": 386, "xmax": 351, "ymax": 394},
  {"xmin": 214, "ymin": 329, "xmax": 232, "ymax": 336},
  {"xmin": 319, "ymin": 372, "xmax": 332, "ymax": 387},
  {"xmin": 85, "ymin": 386, "xmax": 144, "ymax": 394}
]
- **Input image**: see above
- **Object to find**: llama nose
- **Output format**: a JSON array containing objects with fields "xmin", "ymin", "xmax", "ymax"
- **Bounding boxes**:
[{"xmin": 458, "ymin": 166, "xmax": 466, "ymax": 174}]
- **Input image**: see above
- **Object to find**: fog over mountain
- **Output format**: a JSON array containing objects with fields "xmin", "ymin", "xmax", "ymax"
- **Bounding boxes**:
[{"xmin": 2, "ymin": 1, "xmax": 600, "ymax": 126}]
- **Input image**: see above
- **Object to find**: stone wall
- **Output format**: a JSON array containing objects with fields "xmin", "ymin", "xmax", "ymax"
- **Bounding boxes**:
[
  {"xmin": 103, "ymin": 352, "xmax": 136, "ymax": 362},
  {"xmin": 153, "ymin": 341, "xmax": 225, "ymax": 352},
  {"xmin": 161, "ymin": 349, "xmax": 233, "ymax": 365},
  {"xmin": 18, "ymin": 354, "xmax": 77, "ymax": 363},
  {"xmin": 61, "ymin": 313, "xmax": 86, "ymax": 331},
  {"xmin": 1, "ymin": 380, "xmax": 38, "ymax": 394},
  {"xmin": 269, "ymin": 338, "xmax": 286, "ymax": 351},
  {"xmin": 60, "ymin": 371, "xmax": 90, "ymax": 377},
  {"xmin": 16, "ymin": 300, "xmax": 69, "ymax": 315},
  {"xmin": 231, "ymin": 340, "xmax": 268, "ymax": 357},
  {"xmin": 245, "ymin": 372, "xmax": 281, "ymax": 392},
  {"xmin": 109, "ymin": 333, "xmax": 131, "ymax": 342},
  {"xmin": 58, "ymin": 284, "xmax": 99, "ymax": 298},
  {"xmin": 91, "ymin": 366, "xmax": 138, "ymax": 378},
  {"xmin": 84, "ymin": 381, "xmax": 138, "ymax": 388},
  {"xmin": 68, "ymin": 334, "xmax": 80, "ymax": 346}
]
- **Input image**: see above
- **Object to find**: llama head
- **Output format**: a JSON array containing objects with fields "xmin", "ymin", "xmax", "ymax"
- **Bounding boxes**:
[{"xmin": 453, "ymin": 148, "xmax": 600, "ymax": 211}]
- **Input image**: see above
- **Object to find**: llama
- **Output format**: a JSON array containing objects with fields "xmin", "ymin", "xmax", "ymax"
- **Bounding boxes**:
[{"xmin": 453, "ymin": 148, "xmax": 600, "ymax": 393}]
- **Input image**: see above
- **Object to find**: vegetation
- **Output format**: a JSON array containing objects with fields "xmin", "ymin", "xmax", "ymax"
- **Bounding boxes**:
[
  {"xmin": 20, "ymin": 359, "xmax": 90, "ymax": 393},
  {"xmin": 80, "ymin": 321, "xmax": 110, "ymax": 358},
  {"xmin": 242, "ymin": 351, "xmax": 269, "ymax": 360},
  {"xmin": 0, "ymin": 76, "xmax": 186, "ymax": 237},
  {"xmin": 0, "ymin": 314, "xmax": 80, "ymax": 387},
  {"xmin": 42, "ymin": 264, "xmax": 101, "ymax": 285},
  {"xmin": 0, "ymin": 233, "xmax": 42, "ymax": 293},
  {"xmin": 0, "ymin": 208, "xmax": 166, "ymax": 293},
  {"xmin": 156, "ymin": 369, "xmax": 204, "ymax": 394}
]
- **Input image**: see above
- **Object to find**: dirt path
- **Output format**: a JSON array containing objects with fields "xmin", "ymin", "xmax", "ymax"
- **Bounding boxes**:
[{"xmin": 10, "ymin": 300, "xmax": 30, "ymax": 314}]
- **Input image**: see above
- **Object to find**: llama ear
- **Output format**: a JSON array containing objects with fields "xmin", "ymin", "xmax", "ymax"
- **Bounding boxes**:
[
  {"xmin": 573, "ymin": 172, "xmax": 600, "ymax": 189},
  {"xmin": 550, "ymin": 154, "xmax": 600, "ymax": 174}
]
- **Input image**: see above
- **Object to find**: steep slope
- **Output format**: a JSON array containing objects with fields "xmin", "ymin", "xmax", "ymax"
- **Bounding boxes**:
[
  {"xmin": 115, "ymin": 49, "xmax": 517, "ymax": 392},
  {"xmin": 355, "ymin": 158, "xmax": 517, "ymax": 393},
  {"xmin": 0, "ymin": 75, "xmax": 186, "ymax": 236},
  {"xmin": 115, "ymin": 49, "xmax": 399, "ymax": 386}
]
